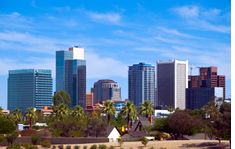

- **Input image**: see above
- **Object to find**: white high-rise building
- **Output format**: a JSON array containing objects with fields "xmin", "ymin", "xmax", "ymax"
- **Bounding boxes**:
[
  {"xmin": 69, "ymin": 46, "xmax": 85, "ymax": 60},
  {"xmin": 157, "ymin": 60, "xmax": 188, "ymax": 109}
]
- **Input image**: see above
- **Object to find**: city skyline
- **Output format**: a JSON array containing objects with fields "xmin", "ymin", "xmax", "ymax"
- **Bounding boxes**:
[{"xmin": 0, "ymin": 0, "xmax": 231, "ymax": 109}]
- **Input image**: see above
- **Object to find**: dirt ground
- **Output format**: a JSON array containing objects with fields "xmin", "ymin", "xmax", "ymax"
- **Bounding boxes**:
[{"xmin": 0, "ymin": 140, "xmax": 230, "ymax": 149}]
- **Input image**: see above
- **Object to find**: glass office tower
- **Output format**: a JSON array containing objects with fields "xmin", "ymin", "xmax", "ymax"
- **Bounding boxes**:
[
  {"xmin": 56, "ymin": 46, "xmax": 86, "ymax": 108},
  {"xmin": 56, "ymin": 51, "xmax": 73, "ymax": 91},
  {"xmin": 65, "ymin": 60, "xmax": 86, "ymax": 107},
  {"xmin": 128, "ymin": 62, "xmax": 155, "ymax": 107},
  {"xmin": 8, "ymin": 69, "xmax": 53, "ymax": 112}
]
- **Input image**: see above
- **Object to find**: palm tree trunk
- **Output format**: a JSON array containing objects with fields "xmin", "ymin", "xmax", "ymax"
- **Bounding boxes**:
[{"xmin": 127, "ymin": 112, "xmax": 130, "ymax": 130}]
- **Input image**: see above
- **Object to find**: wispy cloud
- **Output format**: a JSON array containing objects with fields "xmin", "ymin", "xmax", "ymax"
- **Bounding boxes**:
[
  {"xmin": 86, "ymin": 11, "xmax": 122, "ymax": 25},
  {"xmin": 172, "ymin": 5, "xmax": 230, "ymax": 34},
  {"xmin": 173, "ymin": 6, "xmax": 199, "ymax": 17}
]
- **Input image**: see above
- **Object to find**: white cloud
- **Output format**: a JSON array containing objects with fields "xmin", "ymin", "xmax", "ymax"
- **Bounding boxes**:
[
  {"xmin": 87, "ymin": 12, "xmax": 122, "ymax": 25},
  {"xmin": 172, "ymin": 5, "xmax": 230, "ymax": 34},
  {"xmin": 86, "ymin": 52, "xmax": 127, "ymax": 79},
  {"xmin": 173, "ymin": 6, "xmax": 199, "ymax": 17}
]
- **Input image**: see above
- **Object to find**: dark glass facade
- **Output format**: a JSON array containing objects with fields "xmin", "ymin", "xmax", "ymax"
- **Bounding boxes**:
[
  {"xmin": 65, "ymin": 60, "xmax": 86, "ymax": 107},
  {"xmin": 56, "ymin": 51, "xmax": 73, "ymax": 91},
  {"xmin": 8, "ymin": 69, "xmax": 53, "ymax": 112},
  {"xmin": 128, "ymin": 63, "xmax": 155, "ymax": 107}
]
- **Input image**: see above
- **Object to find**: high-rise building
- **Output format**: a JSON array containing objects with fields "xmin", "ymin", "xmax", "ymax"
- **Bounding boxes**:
[
  {"xmin": 186, "ymin": 87, "xmax": 224, "ymax": 109},
  {"xmin": 86, "ymin": 92, "xmax": 93, "ymax": 108},
  {"xmin": 128, "ymin": 63, "xmax": 155, "ymax": 106},
  {"xmin": 8, "ymin": 69, "xmax": 53, "ymax": 112},
  {"xmin": 188, "ymin": 66, "xmax": 225, "ymax": 99},
  {"xmin": 56, "ymin": 46, "xmax": 86, "ymax": 108},
  {"xmin": 187, "ymin": 66, "xmax": 226, "ymax": 109},
  {"xmin": 157, "ymin": 60, "xmax": 188, "ymax": 109},
  {"xmin": 93, "ymin": 79, "xmax": 121, "ymax": 104}
]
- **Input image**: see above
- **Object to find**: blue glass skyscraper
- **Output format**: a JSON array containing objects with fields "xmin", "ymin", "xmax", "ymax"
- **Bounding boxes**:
[
  {"xmin": 8, "ymin": 69, "xmax": 53, "ymax": 112},
  {"xmin": 56, "ymin": 46, "xmax": 86, "ymax": 108},
  {"xmin": 56, "ymin": 51, "xmax": 73, "ymax": 91},
  {"xmin": 128, "ymin": 63, "xmax": 155, "ymax": 107}
]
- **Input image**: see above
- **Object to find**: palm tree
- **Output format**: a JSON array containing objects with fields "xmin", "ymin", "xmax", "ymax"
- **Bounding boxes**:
[
  {"xmin": 101, "ymin": 100, "xmax": 115, "ymax": 125},
  {"xmin": 121, "ymin": 101, "xmax": 137, "ymax": 129},
  {"xmin": 70, "ymin": 105, "xmax": 85, "ymax": 119},
  {"xmin": 25, "ymin": 107, "xmax": 37, "ymax": 128},
  {"xmin": 12, "ymin": 108, "xmax": 22, "ymax": 125},
  {"xmin": 53, "ymin": 104, "xmax": 69, "ymax": 119},
  {"xmin": 140, "ymin": 100, "xmax": 154, "ymax": 123}
]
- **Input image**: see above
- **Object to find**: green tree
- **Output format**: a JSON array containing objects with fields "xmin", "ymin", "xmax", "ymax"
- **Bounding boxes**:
[
  {"xmin": 53, "ymin": 104, "xmax": 69, "ymax": 120},
  {"xmin": 25, "ymin": 107, "xmax": 37, "ymax": 128},
  {"xmin": 121, "ymin": 101, "xmax": 137, "ymax": 129},
  {"xmin": 70, "ymin": 105, "xmax": 85, "ymax": 119},
  {"xmin": 167, "ymin": 110, "xmax": 197, "ymax": 139},
  {"xmin": 167, "ymin": 106, "xmax": 174, "ymax": 113},
  {"xmin": 202, "ymin": 100, "xmax": 220, "ymax": 120},
  {"xmin": 140, "ymin": 100, "xmax": 154, "ymax": 121},
  {"xmin": 101, "ymin": 100, "xmax": 115, "ymax": 125},
  {"xmin": 0, "ymin": 116, "xmax": 15, "ymax": 134},
  {"xmin": 53, "ymin": 90, "xmax": 71, "ymax": 106},
  {"xmin": 11, "ymin": 108, "xmax": 22, "ymax": 125},
  {"xmin": 152, "ymin": 118, "xmax": 169, "ymax": 132},
  {"xmin": 213, "ymin": 102, "xmax": 231, "ymax": 143}
]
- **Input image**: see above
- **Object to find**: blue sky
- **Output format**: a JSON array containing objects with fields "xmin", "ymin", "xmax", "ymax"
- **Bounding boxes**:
[{"xmin": 0, "ymin": 0, "xmax": 231, "ymax": 109}]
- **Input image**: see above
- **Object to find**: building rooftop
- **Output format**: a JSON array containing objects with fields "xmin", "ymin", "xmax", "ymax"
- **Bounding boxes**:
[{"xmin": 9, "ymin": 69, "xmax": 51, "ymax": 74}]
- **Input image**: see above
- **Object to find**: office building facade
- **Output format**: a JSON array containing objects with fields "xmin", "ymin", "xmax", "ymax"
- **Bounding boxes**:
[
  {"xmin": 8, "ymin": 69, "xmax": 53, "ymax": 112},
  {"xmin": 128, "ymin": 63, "xmax": 155, "ymax": 106},
  {"xmin": 187, "ymin": 66, "xmax": 225, "ymax": 109},
  {"xmin": 93, "ymin": 79, "xmax": 121, "ymax": 104},
  {"xmin": 186, "ymin": 87, "xmax": 224, "ymax": 109},
  {"xmin": 157, "ymin": 60, "xmax": 188, "ymax": 109},
  {"xmin": 56, "ymin": 46, "xmax": 86, "ymax": 108}
]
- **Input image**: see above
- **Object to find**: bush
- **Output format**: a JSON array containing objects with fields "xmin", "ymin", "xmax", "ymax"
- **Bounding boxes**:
[
  {"xmin": 6, "ymin": 132, "xmax": 18, "ymax": 145},
  {"xmin": 74, "ymin": 145, "xmax": 80, "ymax": 149},
  {"xmin": 40, "ymin": 139, "xmax": 51, "ymax": 148},
  {"xmin": 141, "ymin": 137, "xmax": 148, "ymax": 147},
  {"xmin": 109, "ymin": 146, "xmax": 114, "ymax": 149},
  {"xmin": 90, "ymin": 144, "xmax": 97, "ymax": 149},
  {"xmin": 155, "ymin": 132, "xmax": 171, "ymax": 141},
  {"xmin": 58, "ymin": 145, "xmax": 64, "ymax": 149},
  {"xmin": 6, "ymin": 144, "xmax": 22, "ymax": 149},
  {"xmin": 22, "ymin": 144, "xmax": 39, "ymax": 149},
  {"xmin": 83, "ymin": 146, "xmax": 87, "ymax": 149},
  {"xmin": 52, "ymin": 145, "xmax": 57, "ymax": 149},
  {"xmin": 138, "ymin": 147, "xmax": 143, "ymax": 149},
  {"xmin": 31, "ymin": 135, "xmax": 41, "ymax": 145},
  {"xmin": 117, "ymin": 137, "xmax": 123, "ymax": 147},
  {"xmin": 98, "ymin": 144, "xmax": 107, "ymax": 149},
  {"xmin": 66, "ymin": 145, "xmax": 71, "ymax": 149},
  {"xmin": 149, "ymin": 147, "xmax": 154, "ymax": 149},
  {"xmin": 0, "ymin": 134, "xmax": 5, "ymax": 143}
]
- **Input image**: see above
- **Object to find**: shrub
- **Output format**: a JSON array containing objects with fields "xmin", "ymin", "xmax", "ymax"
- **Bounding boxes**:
[
  {"xmin": 22, "ymin": 144, "xmax": 39, "ymax": 149},
  {"xmin": 40, "ymin": 139, "xmax": 51, "ymax": 148},
  {"xmin": 6, "ymin": 144, "xmax": 22, "ymax": 149},
  {"xmin": 52, "ymin": 145, "xmax": 57, "ymax": 149},
  {"xmin": 31, "ymin": 135, "xmax": 41, "ymax": 145},
  {"xmin": 109, "ymin": 146, "xmax": 114, "ymax": 149},
  {"xmin": 158, "ymin": 148, "xmax": 167, "ymax": 149},
  {"xmin": 98, "ymin": 144, "xmax": 107, "ymax": 149},
  {"xmin": 141, "ymin": 137, "xmax": 148, "ymax": 147},
  {"xmin": 149, "ymin": 147, "xmax": 155, "ymax": 149},
  {"xmin": 58, "ymin": 145, "xmax": 64, "ymax": 149},
  {"xmin": 117, "ymin": 137, "xmax": 123, "ymax": 147},
  {"xmin": 83, "ymin": 146, "xmax": 87, "ymax": 149},
  {"xmin": 66, "ymin": 145, "xmax": 71, "ymax": 149},
  {"xmin": 6, "ymin": 132, "xmax": 18, "ymax": 145},
  {"xmin": 0, "ymin": 134, "xmax": 5, "ymax": 143},
  {"xmin": 90, "ymin": 144, "xmax": 97, "ymax": 149},
  {"xmin": 74, "ymin": 145, "xmax": 80, "ymax": 149},
  {"xmin": 155, "ymin": 132, "xmax": 171, "ymax": 141},
  {"xmin": 138, "ymin": 147, "xmax": 143, "ymax": 149}
]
